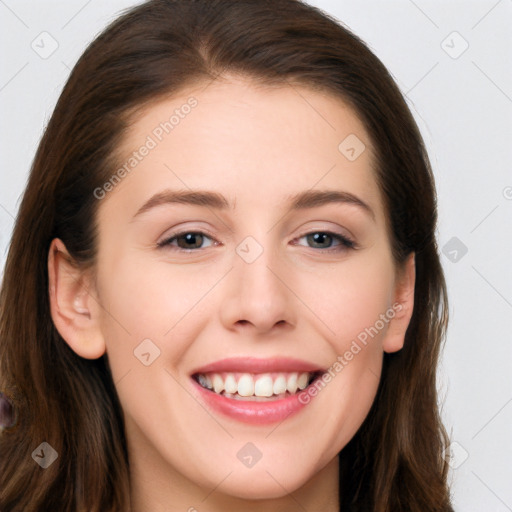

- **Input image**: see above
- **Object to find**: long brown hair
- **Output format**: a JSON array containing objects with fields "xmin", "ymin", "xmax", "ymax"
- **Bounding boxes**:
[{"xmin": 0, "ymin": 0, "xmax": 453, "ymax": 510}]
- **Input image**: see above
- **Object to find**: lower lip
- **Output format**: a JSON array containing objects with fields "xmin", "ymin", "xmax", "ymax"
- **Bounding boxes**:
[{"xmin": 190, "ymin": 378, "xmax": 316, "ymax": 425}]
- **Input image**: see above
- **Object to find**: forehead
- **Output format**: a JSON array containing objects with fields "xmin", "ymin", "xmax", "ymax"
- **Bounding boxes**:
[{"xmin": 103, "ymin": 76, "xmax": 383, "ymax": 220}]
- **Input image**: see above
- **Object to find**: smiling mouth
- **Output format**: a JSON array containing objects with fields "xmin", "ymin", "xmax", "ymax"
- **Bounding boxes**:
[{"xmin": 192, "ymin": 371, "xmax": 321, "ymax": 401}]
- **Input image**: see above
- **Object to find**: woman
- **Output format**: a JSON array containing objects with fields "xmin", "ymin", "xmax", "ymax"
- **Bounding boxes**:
[{"xmin": 0, "ymin": 0, "xmax": 453, "ymax": 510}]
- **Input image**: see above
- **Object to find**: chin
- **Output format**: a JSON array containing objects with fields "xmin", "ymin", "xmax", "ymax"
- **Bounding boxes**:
[{"xmin": 216, "ymin": 469, "xmax": 311, "ymax": 501}]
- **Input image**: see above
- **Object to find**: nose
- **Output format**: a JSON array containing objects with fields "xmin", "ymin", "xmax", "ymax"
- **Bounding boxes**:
[{"xmin": 219, "ymin": 241, "xmax": 297, "ymax": 335}]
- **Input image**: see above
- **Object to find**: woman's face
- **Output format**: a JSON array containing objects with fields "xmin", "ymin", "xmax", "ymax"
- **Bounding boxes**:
[{"xmin": 87, "ymin": 77, "xmax": 412, "ymax": 501}]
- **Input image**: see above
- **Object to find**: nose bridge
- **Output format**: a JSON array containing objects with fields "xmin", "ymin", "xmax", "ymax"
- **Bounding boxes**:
[{"xmin": 221, "ymin": 234, "xmax": 296, "ymax": 333}]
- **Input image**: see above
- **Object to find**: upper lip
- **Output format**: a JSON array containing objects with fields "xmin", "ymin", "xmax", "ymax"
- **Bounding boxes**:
[{"xmin": 190, "ymin": 357, "xmax": 326, "ymax": 375}]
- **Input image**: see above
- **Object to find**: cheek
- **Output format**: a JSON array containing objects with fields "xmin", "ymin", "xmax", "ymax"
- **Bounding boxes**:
[
  {"xmin": 293, "ymin": 255, "xmax": 394, "ymax": 458},
  {"xmin": 94, "ymin": 252, "xmax": 222, "ymax": 378},
  {"xmin": 299, "ymin": 250, "xmax": 395, "ymax": 353}
]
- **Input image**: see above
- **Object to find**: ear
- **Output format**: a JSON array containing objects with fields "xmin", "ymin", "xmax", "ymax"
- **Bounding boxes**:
[
  {"xmin": 382, "ymin": 252, "xmax": 416, "ymax": 353},
  {"xmin": 48, "ymin": 238, "xmax": 106, "ymax": 359}
]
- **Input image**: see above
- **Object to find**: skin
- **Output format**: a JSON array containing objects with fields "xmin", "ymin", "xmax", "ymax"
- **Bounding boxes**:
[{"xmin": 48, "ymin": 75, "xmax": 415, "ymax": 512}]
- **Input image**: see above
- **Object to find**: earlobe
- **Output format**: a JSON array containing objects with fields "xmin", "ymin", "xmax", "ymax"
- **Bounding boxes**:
[
  {"xmin": 382, "ymin": 253, "xmax": 416, "ymax": 354},
  {"xmin": 48, "ymin": 238, "xmax": 106, "ymax": 359}
]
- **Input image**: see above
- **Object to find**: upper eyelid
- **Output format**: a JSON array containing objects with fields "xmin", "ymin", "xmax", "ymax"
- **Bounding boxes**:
[
  {"xmin": 156, "ymin": 216, "xmax": 357, "ymax": 240},
  {"xmin": 295, "ymin": 230, "xmax": 353, "ymax": 241}
]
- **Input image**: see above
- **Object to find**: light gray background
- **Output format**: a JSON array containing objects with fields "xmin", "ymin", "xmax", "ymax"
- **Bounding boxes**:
[{"xmin": 1, "ymin": 1, "xmax": 511, "ymax": 510}]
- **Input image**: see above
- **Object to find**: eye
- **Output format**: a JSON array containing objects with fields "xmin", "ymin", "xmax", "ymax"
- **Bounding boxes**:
[
  {"xmin": 158, "ymin": 231, "xmax": 216, "ymax": 251},
  {"xmin": 293, "ymin": 231, "xmax": 356, "ymax": 252},
  {"xmin": 157, "ymin": 230, "xmax": 355, "ymax": 253}
]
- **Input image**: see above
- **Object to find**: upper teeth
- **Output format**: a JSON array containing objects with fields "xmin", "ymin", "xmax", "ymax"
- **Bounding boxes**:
[{"xmin": 196, "ymin": 372, "xmax": 312, "ymax": 397}]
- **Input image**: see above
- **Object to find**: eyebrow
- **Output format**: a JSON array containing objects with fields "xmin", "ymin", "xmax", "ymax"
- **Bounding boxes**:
[{"xmin": 133, "ymin": 188, "xmax": 375, "ymax": 220}]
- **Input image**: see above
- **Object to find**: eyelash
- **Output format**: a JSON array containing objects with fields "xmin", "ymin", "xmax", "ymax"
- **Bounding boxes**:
[{"xmin": 157, "ymin": 230, "xmax": 356, "ymax": 253}]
